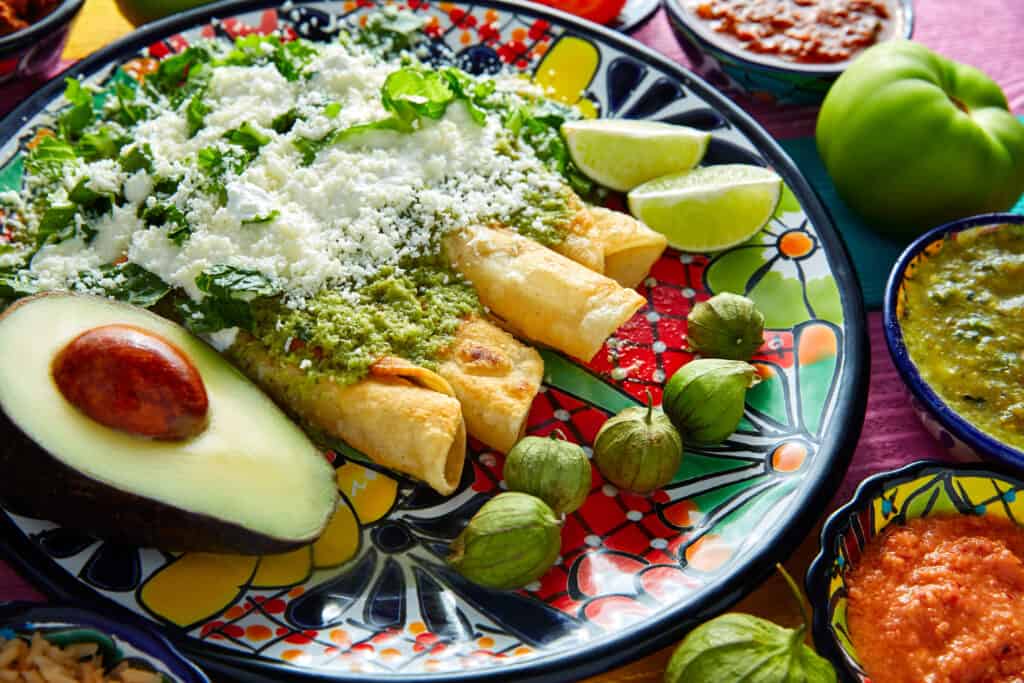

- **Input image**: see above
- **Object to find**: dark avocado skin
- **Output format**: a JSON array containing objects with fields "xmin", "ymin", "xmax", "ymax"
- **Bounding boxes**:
[
  {"xmin": 0, "ymin": 384, "xmax": 317, "ymax": 557},
  {"xmin": 0, "ymin": 404, "xmax": 315, "ymax": 555}
]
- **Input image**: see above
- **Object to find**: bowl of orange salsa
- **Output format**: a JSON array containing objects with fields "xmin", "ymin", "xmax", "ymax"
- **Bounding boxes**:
[
  {"xmin": 808, "ymin": 460, "xmax": 1024, "ymax": 683},
  {"xmin": 663, "ymin": 0, "xmax": 914, "ymax": 104}
]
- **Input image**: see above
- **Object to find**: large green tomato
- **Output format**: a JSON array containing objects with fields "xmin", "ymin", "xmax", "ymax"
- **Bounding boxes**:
[{"xmin": 817, "ymin": 40, "xmax": 1024, "ymax": 238}]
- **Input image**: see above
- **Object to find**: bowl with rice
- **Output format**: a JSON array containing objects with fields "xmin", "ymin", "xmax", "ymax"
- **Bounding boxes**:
[{"xmin": 0, "ymin": 602, "xmax": 208, "ymax": 683}]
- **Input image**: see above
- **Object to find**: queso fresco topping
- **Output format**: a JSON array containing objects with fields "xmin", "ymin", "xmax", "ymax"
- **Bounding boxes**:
[
  {"xmin": 900, "ymin": 225, "xmax": 1024, "ymax": 449},
  {"xmin": 846, "ymin": 515, "xmax": 1024, "ymax": 683},
  {"xmin": 0, "ymin": 14, "xmax": 590, "ymax": 385},
  {"xmin": 689, "ymin": 0, "xmax": 892, "ymax": 64}
]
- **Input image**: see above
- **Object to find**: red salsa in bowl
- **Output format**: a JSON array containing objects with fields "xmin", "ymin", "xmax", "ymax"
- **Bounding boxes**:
[{"xmin": 689, "ymin": 0, "xmax": 894, "ymax": 65}]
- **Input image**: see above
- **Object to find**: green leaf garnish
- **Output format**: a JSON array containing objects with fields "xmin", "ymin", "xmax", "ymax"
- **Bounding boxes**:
[
  {"xmin": 36, "ymin": 205, "xmax": 79, "ymax": 247},
  {"xmin": 25, "ymin": 136, "xmax": 77, "ymax": 179},
  {"xmin": 271, "ymin": 109, "xmax": 300, "ymax": 134},
  {"xmin": 504, "ymin": 100, "xmax": 593, "ymax": 197},
  {"xmin": 224, "ymin": 122, "xmax": 271, "ymax": 156},
  {"xmin": 324, "ymin": 102, "xmax": 342, "ymax": 119},
  {"xmin": 178, "ymin": 265, "xmax": 281, "ymax": 333},
  {"xmin": 241, "ymin": 210, "xmax": 280, "ymax": 225},
  {"xmin": 186, "ymin": 93, "xmax": 209, "ymax": 137},
  {"xmin": 77, "ymin": 127, "xmax": 126, "ymax": 162},
  {"xmin": 120, "ymin": 144, "xmax": 154, "ymax": 174},
  {"xmin": 59, "ymin": 78, "xmax": 95, "ymax": 141},
  {"xmin": 140, "ymin": 203, "xmax": 190, "ymax": 245}
]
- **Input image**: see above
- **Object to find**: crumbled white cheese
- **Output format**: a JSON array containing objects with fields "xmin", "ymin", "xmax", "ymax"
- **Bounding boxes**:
[
  {"xmin": 19, "ymin": 36, "xmax": 572, "ymax": 312},
  {"xmin": 205, "ymin": 327, "xmax": 240, "ymax": 352}
]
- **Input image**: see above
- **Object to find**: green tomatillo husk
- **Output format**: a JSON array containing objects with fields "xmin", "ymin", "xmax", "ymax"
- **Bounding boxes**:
[
  {"xmin": 663, "ymin": 359, "xmax": 760, "ymax": 444},
  {"xmin": 447, "ymin": 492, "xmax": 561, "ymax": 590},
  {"xmin": 503, "ymin": 430, "xmax": 592, "ymax": 515},
  {"xmin": 686, "ymin": 292, "xmax": 765, "ymax": 360},
  {"xmin": 593, "ymin": 391, "xmax": 683, "ymax": 494},
  {"xmin": 664, "ymin": 565, "xmax": 837, "ymax": 683}
]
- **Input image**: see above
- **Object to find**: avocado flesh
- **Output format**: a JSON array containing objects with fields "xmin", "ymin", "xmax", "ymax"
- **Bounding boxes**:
[{"xmin": 0, "ymin": 294, "xmax": 338, "ymax": 554}]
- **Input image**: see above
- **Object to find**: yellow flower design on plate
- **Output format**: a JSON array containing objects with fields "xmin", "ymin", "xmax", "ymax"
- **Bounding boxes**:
[{"xmin": 139, "ymin": 460, "xmax": 397, "ymax": 629}]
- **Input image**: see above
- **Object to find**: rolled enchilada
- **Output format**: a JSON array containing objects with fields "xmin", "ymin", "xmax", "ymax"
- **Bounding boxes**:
[
  {"xmin": 444, "ymin": 224, "xmax": 647, "ymax": 362},
  {"xmin": 230, "ymin": 335, "xmax": 467, "ymax": 495},
  {"xmin": 438, "ymin": 316, "xmax": 544, "ymax": 453},
  {"xmin": 551, "ymin": 195, "xmax": 668, "ymax": 289}
]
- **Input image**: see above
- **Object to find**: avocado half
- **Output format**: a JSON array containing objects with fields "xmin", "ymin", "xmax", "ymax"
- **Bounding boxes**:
[{"xmin": 0, "ymin": 293, "xmax": 338, "ymax": 555}]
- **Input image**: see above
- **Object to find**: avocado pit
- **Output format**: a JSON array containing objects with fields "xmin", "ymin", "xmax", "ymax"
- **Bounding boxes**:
[{"xmin": 51, "ymin": 324, "xmax": 209, "ymax": 441}]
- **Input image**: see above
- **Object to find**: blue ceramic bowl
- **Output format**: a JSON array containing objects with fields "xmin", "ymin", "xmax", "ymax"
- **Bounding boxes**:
[
  {"xmin": 806, "ymin": 460, "xmax": 1024, "ymax": 682},
  {"xmin": 662, "ymin": 0, "xmax": 914, "ymax": 105},
  {"xmin": 0, "ymin": 602, "xmax": 210, "ymax": 683},
  {"xmin": 883, "ymin": 213, "xmax": 1024, "ymax": 470},
  {"xmin": 0, "ymin": 0, "xmax": 84, "ymax": 86}
]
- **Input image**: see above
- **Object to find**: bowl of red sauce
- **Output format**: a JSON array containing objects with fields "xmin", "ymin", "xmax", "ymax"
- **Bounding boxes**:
[
  {"xmin": 0, "ymin": 0, "xmax": 84, "ymax": 86},
  {"xmin": 664, "ymin": 0, "xmax": 914, "ymax": 105},
  {"xmin": 807, "ymin": 460, "xmax": 1024, "ymax": 683}
]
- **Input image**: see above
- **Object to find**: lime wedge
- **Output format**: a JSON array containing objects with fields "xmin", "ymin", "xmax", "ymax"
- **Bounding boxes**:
[
  {"xmin": 562, "ymin": 119, "xmax": 710, "ymax": 192},
  {"xmin": 627, "ymin": 164, "xmax": 782, "ymax": 252}
]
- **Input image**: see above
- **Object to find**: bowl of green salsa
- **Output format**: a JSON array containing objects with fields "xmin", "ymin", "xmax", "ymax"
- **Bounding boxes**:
[{"xmin": 885, "ymin": 213, "xmax": 1024, "ymax": 469}]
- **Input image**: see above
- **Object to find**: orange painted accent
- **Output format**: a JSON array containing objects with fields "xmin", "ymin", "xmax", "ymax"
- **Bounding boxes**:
[
  {"xmin": 381, "ymin": 648, "xmax": 401, "ymax": 658},
  {"xmin": 425, "ymin": 660, "xmax": 442, "ymax": 671},
  {"xmin": 477, "ymin": 637, "xmax": 495, "ymax": 648},
  {"xmin": 359, "ymin": 14, "xmax": 369, "ymax": 26},
  {"xmin": 778, "ymin": 231, "xmax": 813, "ymax": 258},
  {"xmin": 512, "ymin": 27, "xmax": 527, "ymax": 41},
  {"xmin": 772, "ymin": 442, "xmax": 807, "ymax": 472},
  {"xmin": 753, "ymin": 362, "xmax": 775, "ymax": 379},
  {"xmin": 797, "ymin": 323, "xmax": 838, "ymax": 366},
  {"xmin": 408, "ymin": 621, "xmax": 427, "ymax": 635},
  {"xmin": 484, "ymin": 9, "xmax": 499, "ymax": 22},
  {"xmin": 27, "ymin": 129, "xmax": 55, "ymax": 150},
  {"xmin": 514, "ymin": 646, "xmax": 532, "ymax": 656},
  {"xmin": 323, "ymin": 647, "xmax": 339, "ymax": 656},
  {"xmin": 439, "ymin": 1, "xmax": 454, "ymax": 10},
  {"xmin": 330, "ymin": 629, "xmax": 351, "ymax": 645},
  {"xmin": 343, "ymin": 0, "xmax": 356, "ymax": 9},
  {"xmin": 224, "ymin": 605, "xmax": 245, "ymax": 620},
  {"xmin": 246, "ymin": 625, "xmax": 273, "ymax": 642},
  {"xmin": 685, "ymin": 534, "xmax": 733, "ymax": 572},
  {"xmin": 461, "ymin": 30, "xmax": 472, "ymax": 45},
  {"xmin": 122, "ymin": 57, "xmax": 158, "ymax": 81},
  {"xmin": 663, "ymin": 499, "xmax": 701, "ymax": 528},
  {"xmin": 282, "ymin": 649, "xmax": 310, "ymax": 663},
  {"xmin": 289, "ymin": 586, "xmax": 305, "ymax": 598}
]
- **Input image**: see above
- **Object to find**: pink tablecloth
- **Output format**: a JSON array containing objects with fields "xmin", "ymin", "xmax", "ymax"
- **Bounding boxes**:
[{"xmin": 1, "ymin": 0, "xmax": 1021, "ymax": 606}]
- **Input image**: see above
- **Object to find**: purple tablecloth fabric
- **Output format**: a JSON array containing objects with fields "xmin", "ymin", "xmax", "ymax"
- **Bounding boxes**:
[{"xmin": 2, "ymin": 0, "xmax": 1020, "ymax": 608}]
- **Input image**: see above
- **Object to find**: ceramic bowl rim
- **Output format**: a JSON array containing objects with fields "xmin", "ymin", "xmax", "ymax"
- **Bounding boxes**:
[
  {"xmin": 0, "ymin": 0, "xmax": 86, "ymax": 56},
  {"xmin": 805, "ymin": 459, "xmax": 1024, "ymax": 682},
  {"xmin": 662, "ymin": 0, "xmax": 915, "ymax": 78},
  {"xmin": 882, "ymin": 212, "xmax": 1024, "ymax": 470},
  {"xmin": 0, "ymin": 601, "xmax": 211, "ymax": 683}
]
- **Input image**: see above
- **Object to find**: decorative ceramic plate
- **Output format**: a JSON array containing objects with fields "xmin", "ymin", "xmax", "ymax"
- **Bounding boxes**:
[
  {"xmin": 0, "ymin": 0, "xmax": 867, "ymax": 680},
  {"xmin": 807, "ymin": 461, "xmax": 1022, "ymax": 682}
]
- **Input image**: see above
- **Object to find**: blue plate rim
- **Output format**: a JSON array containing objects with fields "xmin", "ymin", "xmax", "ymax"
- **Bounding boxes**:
[
  {"xmin": 0, "ymin": 0, "xmax": 869, "ymax": 681},
  {"xmin": 881, "ymin": 212, "xmax": 1024, "ymax": 470},
  {"xmin": 0, "ymin": 600, "xmax": 211, "ymax": 683},
  {"xmin": 805, "ymin": 458, "xmax": 1024, "ymax": 682},
  {"xmin": 661, "ymin": 0, "xmax": 915, "ymax": 78}
]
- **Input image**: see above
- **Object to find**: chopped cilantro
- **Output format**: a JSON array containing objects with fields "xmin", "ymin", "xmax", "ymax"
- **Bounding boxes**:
[
  {"xmin": 242, "ymin": 210, "xmax": 280, "ymax": 225},
  {"xmin": 185, "ymin": 93, "xmax": 209, "ymax": 137},
  {"xmin": 59, "ymin": 78, "xmax": 95, "ymax": 141},
  {"xmin": 224, "ymin": 122, "xmax": 271, "ymax": 155},
  {"xmin": 25, "ymin": 136, "xmax": 77, "ymax": 179}
]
